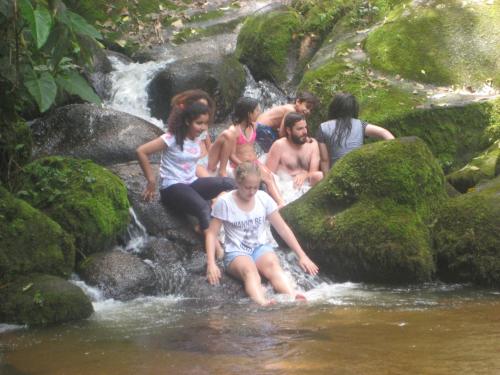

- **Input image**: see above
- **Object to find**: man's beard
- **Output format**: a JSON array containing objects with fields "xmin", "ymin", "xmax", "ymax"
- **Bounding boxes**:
[{"xmin": 291, "ymin": 134, "xmax": 307, "ymax": 145}]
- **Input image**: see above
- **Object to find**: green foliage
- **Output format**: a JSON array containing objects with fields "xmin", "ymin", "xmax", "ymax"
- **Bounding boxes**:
[
  {"xmin": 0, "ymin": 116, "xmax": 32, "ymax": 189},
  {"xmin": 0, "ymin": 0, "xmax": 102, "ymax": 116},
  {"xmin": 19, "ymin": 156, "xmax": 130, "ymax": 257}
]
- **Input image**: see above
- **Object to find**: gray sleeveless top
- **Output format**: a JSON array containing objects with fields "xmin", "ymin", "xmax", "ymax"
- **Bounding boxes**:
[{"xmin": 316, "ymin": 119, "xmax": 368, "ymax": 165}]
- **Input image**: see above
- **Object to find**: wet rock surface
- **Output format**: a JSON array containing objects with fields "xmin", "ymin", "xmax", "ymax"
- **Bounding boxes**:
[{"xmin": 30, "ymin": 104, "xmax": 163, "ymax": 165}]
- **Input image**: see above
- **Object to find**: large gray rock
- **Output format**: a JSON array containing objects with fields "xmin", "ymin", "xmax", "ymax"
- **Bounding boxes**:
[
  {"xmin": 78, "ymin": 250, "xmax": 156, "ymax": 300},
  {"xmin": 30, "ymin": 104, "xmax": 163, "ymax": 165},
  {"xmin": 109, "ymin": 161, "xmax": 203, "ymax": 250},
  {"xmin": 147, "ymin": 54, "xmax": 246, "ymax": 123}
]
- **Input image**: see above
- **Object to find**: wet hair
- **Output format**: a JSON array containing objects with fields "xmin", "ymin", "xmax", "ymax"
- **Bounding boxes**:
[
  {"xmin": 232, "ymin": 97, "xmax": 259, "ymax": 125},
  {"xmin": 327, "ymin": 93, "xmax": 360, "ymax": 147},
  {"xmin": 168, "ymin": 89, "xmax": 215, "ymax": 132},
  {"xmin": 296, "ymin": 91, "xmax": 319, "ymax": 109},
  {"xmin": 234, "ymin": 162, "xmax": 261, "ymax": 184},
  {"xmin": 284, "ymin": 112, "xmax": 305, "ymax": 131},
  {"xmin": 170, "ymin": 101, "xmax": 210, "ymax": 150}
]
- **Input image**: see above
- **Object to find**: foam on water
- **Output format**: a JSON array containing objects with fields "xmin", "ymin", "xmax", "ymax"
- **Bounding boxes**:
[{"xmin": 105, "ymin": 56, "xmax": 171, "ymax": 129}]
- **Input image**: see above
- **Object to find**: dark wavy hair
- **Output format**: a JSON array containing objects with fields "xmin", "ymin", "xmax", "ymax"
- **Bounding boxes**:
[
  {"xmin": 167, "ymin": 89, "xmax": 215, "ymax": 132},
  {"xmin": 232, "ymin": 97, "xmax": 259, "ymax": 125},
  {"xmin": 327, "ymin": 93, "xmax": 359, "ymax": 147},
  {"xmin": 170, "ymin": 102, "xmax": 210, "ymax": 150},
  {"xmin": 284, "ymin": 112, "xmax": 305, "ymax": 131}
]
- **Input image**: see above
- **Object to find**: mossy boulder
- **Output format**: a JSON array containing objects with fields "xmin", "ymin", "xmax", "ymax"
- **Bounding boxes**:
[
  {"xmin": 280, "ymin": 137, "xmax": 446, "ymax": 283},
  {"xmin": 0, "ymin": 274, "xmax": 93, "ymax": 326},
  {"xmin": 19, "ymin": 157, "xmax": 130, "ymax": 257},
  {"xmin": 365, "ymin": 0, "xmax": 500, "ymax": 88},
  {"xmin": 433, "ymin": 176, "xmax": 500, "ymax": 286},
  {"xmin": 235, "ymin": 10, "xmax": 302, "ymax": 83},
  {"xmin": 0, "ymin": 187, "xmax": 75, "ymax": 282},
  {"xmin": 446, "ymin": 139, "xmax": 500, "ymax": 193}
]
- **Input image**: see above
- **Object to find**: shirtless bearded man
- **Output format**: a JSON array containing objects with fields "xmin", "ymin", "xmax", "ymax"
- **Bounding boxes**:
[{"xmin": 265, "ymin": 112, "xmax": 323, "ymax": 191}]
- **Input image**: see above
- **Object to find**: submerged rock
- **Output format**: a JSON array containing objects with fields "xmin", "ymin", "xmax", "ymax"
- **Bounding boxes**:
[
  {"xmin": 0, "ymin": 187, "xmax": 75, "ymax": 282},
  {"xmin": 30, "ymin": 104, "xmax": 163, "ymax": 165},
  {"xmin": 0, "ymin": 274, "xmax": 93, "ymax": 326},
  {"xmin": 78, "ymin": 250, "xmax": 156, "ymax": 300},
  {"xmin": 433, "ymin": 176, "xmax": 500, "ymax": 287},
  {"xmin": 281, "ymin": 137, "xmax": 446, "ymax": 284},
  {"xmin": 19, "ymin": 157, "xmax": 130, "ymax": 258}
]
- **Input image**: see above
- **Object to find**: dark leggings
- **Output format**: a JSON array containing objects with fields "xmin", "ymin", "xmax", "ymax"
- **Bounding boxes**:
[{"xmin": 160, "ymin": 177, "xmax": 236, "ymax": 230}]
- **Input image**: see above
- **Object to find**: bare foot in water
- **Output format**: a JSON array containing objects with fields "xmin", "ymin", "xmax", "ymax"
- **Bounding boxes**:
[
  {"xmin": 265, "ymin": 299, "xmax": 277, "ymax": 306},
  {"xmin": 295, "ymin": 293, "xmax": 307, "ymax": 302}
]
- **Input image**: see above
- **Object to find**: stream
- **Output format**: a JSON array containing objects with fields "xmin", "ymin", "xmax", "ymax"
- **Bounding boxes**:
[{"xmin": 1, "ymin": 4, "xmax": 499, "ymax": 373}]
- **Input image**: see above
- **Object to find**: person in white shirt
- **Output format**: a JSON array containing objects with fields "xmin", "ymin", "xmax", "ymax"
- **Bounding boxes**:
[
  {"xmin": 205, "ymin": 162, "xmax": 319, "ymax": 306},
  {"xmin": 136, "ymin": 101, "xmax": 236, "ymax": 257}
]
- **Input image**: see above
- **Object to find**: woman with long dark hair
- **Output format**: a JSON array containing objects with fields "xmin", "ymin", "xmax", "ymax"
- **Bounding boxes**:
[
  {"xmin": 316, "ymin": 93, "xmax": 394, "ymax": 174},
  {"xmin": 136, "ymin": 101, "xmax": 236, "ymax": 255}
]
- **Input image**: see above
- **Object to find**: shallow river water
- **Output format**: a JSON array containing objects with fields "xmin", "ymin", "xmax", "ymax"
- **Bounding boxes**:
[{"xmin": 1, "ymin": 283, "xmax": 499, "ymax": 375}]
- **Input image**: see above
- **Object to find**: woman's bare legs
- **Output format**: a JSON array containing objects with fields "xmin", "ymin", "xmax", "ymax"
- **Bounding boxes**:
[
  {"xmin": 208, "ymin": 135, "xmax": 235, "ymax": 177},
  {"xmin": 255, "ymin": 252, "xmax": 295, "ymax": 297},
  {"xmin": 227, "ymin": 256, "xmax": 269, "ymax": 305}
]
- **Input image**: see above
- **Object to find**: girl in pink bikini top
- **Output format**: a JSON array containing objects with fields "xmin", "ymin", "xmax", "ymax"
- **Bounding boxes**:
[{"xmin": 236, "ymin": 123, "xmax": 256, "ymax": 145}]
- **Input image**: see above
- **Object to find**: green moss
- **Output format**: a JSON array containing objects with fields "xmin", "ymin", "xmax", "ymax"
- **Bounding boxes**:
[
  {"xmin": 19, "ymin": 157, "xmax": 130, "ymax": 257},
  {"xmin": 433, "ymin": 176, "xmax": 500, "ymax": 286},
  {"xmin": 0, "ymin": 274, "xmax": 93, "ymax": 326},
  {"xmin": 0, "ymin": 187, "xmax": 75, "ymax": 282},
  {"xmin": 172, "ymin": 18, "xmax": 242, "ymax": 44},
  {"xmin": 282, "ymin": 137, "xmax": 444, "ymax": 283},
  {"xmin": 300, "ymin": 55, "xmax": 424, "ymax": 130},
  {"xmin": 365, "ymin": 1, "xmax": 500, "ymax": 87},
  {"xmin": 188, "ymin": 9, "xmax": 225, "ymax": 23},
  {"xmin": 383, "ymin": 100, "xmax": 498, "ymax": 171},
  {"xmin": 446, "ymin": 140, "xmax": 500, "ymax": 193},
  {"xmin": 235, "ymin": 10, "xmax": 303, "ymax": 82}
]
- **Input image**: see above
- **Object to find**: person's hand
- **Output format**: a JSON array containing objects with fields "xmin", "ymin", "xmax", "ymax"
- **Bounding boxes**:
[
  {"xmin": 293, "ymin": 172, "xmax": 308, "ymax": 188},
  {"xmin": 142, "ymin": 181, "xmax": 156, "ymax": 202},
  {"xmin": 207, "ymin": 263, "xmax": 222, "ymax": 285},
  {"xmin": 298, "ymin": 256, "xmax": 319, "ymax": 276}
]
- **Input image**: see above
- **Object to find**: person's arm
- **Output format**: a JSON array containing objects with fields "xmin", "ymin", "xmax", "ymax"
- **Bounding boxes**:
[
  {"xmin": 265, "ymin": 142, "xmax": 281, "ymax": 173},
  {"xmin": 278, "ymin": 108, "xmax": 293, "ymax": 138},
  {"xmin": 268, "ymin": 210, "xmax": 319, "ymax": 275},
  {"xmin": 318, "ymin": 142, "xmax": 330, "ymax": 176},
  {"xmin": 365, "ymin": 124, "xmax": 395, "ymax": 140},
  {"xmin": 136, "ymin": 137, "xmax": 166, "ymax": 202},
  {"xmin": 205, "ymin": 218, "xmax": 223, "ymax": 285}
]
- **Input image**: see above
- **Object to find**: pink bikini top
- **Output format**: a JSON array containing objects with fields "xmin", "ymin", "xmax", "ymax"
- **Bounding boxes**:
[{"xmin": 236, "ymin": 125, "xmax": 256, "ymax": 145}]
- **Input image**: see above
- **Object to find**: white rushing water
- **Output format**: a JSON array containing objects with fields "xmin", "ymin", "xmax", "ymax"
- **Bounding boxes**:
[{"xmin": 105, "ymin": 56, "xmax": 171, "ymax": 129}]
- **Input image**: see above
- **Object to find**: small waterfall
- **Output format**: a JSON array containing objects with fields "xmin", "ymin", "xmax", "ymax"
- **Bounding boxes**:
[
  {"xmin": 105, "ymin": 56, "xmax": 171, "ymax": 129},
  {"xmin": 124, "ymin": 207, "xmax": 149, "ymax": 253},
  {"xmin": 242, "ymin": 66, "xmax": 289, "ymax": 110}
]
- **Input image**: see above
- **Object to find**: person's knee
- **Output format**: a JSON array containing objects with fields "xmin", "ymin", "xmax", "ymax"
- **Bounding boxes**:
[
  {"xmin": 222, "ymin": 177, "xmax": 236, "ymax": 190},
  {"xmin": 240, "ymin": 266, "xmax": 261, "ymax": 283},
  {"xmin": 198, "ymin": 203, "xmax": 211, "ymax": 230}
]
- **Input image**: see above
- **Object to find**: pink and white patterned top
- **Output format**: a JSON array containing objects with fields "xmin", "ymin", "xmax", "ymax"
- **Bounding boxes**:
[{"xmin": 159, "ymin": 131, "xmax": 201, "ymax": 189}]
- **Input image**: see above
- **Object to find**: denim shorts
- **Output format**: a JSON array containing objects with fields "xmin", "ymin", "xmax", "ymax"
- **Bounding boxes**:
[
  {"xmin": 224, "ymin": 244, "xmax": 275, "ymax": 268},
  {"xmin": 256, "ymin": 124, "xmax": 278, "ymax": 153}
]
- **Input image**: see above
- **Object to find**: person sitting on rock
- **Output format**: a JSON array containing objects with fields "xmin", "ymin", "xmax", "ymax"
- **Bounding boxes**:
[
  {"xmin": 207, "ymin": 96, "xmax": 285, "ymax": 207},
  {"xmin": 205, "ymin": 162, "xmax": 319, "ymax": 306},
  {"xmin": 255, "ymin": 91, "xmax": 319, "ymax": 153},
  {"xmin": 136, "ymin": 101, "xmax": 236, "ymax": 258},
  {"xmin": 167, "ymin": 89, "xmax": 216, "ymax": 178},
  {"xmin": 265, "ymin": 112, "xmax": 323, "ymax": 204},
  {"xmin": 317, "ymin": 92, "xmax": 395, "ymax": 175}
]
